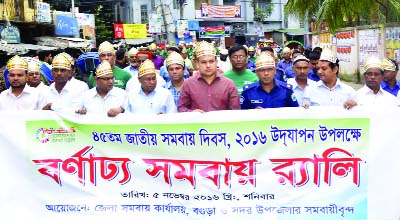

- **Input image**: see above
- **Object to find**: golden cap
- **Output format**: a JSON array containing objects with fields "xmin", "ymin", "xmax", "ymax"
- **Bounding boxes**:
[
  {"xmin": 52, "ymin": 54, "xmax": 71, "ymax": 70},
  {"xmin": 96, "ymin": 60, "xmax": 113, "ymax": 77},
  {"xmin": 248, "ymin": 46, "xmax": 255, "ymax": 52},
  {"xmin": 7, "ymin": 55, "xmax": 28, "ymax": 71},
  {"xmin": 282, "ymin": 47, "xmax": 291, "ymax": 54},
  {"xmin": 293, "ymin": 55, "xmax": 310, "ymax": 65},
  {"xmin": 98, "ymin": 41, "xmax": 115, "ymax": 55},
  {"xmin": 138, "ymin": 59, "xmax": 155, "ymax": 77},
  {"xmin": 148, "ymin": 43, "xmax": 157, "ymax": 50},
  {"xmin": 382, "ymin": 58, "xmax": 396, "ymax": 72},
  {"xmin": 27, "ymin": 61, "xmax": 41, "ymax": 73},
  {"xmin": 127, "ymin": 47, "xmax": 138, "ymax": 57},
  {"xmin": 166, "ymin": 52, "xmax": 185, "ymax": 67},
  {"xmin": 194, "ymin": 41, "xmax": 216, "ymax": 59},
  {"xmin": 59, "ymin": 52, "xmax": 74, "ymax": 65},
  {"xmin": 319, "ymin": 48, "xmax": 338, "ymax": 64},
  {"xmin": 364, "ymin": 56, "xmax": 383, "ymax": 72},
  {"xmin": 256, "ymin": 53, "xmax": 275, "ymax": 69}
]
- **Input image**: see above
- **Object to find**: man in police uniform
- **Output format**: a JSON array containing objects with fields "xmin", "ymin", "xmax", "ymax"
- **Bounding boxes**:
[{"xmin": 241, "ymin": 53, "xmax": 299, "ymax": 109}]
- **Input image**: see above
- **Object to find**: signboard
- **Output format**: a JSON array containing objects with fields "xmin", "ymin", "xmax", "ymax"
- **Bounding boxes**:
[
  {"xmin": 148, "ymin": 14, "xmax": 162, "ymax": 34},
  {"xmin": 177, "ymin": 19, "xmax": 189, "ymax": 38},
  {"xmin": 114, "ymin": 24, "xmax": 147, "ymax": 39},
  {"xmin": 385, "ymin": 27, "xmax": 400, "ymax": 63},
  {"xmin": 200, "ymin": 3, "xmax": 241, "ymax": 18},
  {"xmin": 37, "ymin": 2, "xmax": 52, "ymax": 23},
  {"xmin": 358, "ymin": 29, "xmax": 382, "ymax": 70},
  {"xmin": 335, "ymin": 30, "xmax": 357, "ymax": 76},
  {"xmin": 55, "ymin": 15, "xmax": 79, "ymax": 36},
  {"xmin": 1, "ymin": 25, "xmax": 21, "ymax": 43},
  {"xmin": 2, "ymin": 107, "xmax": 400, "ymax": 219},
  {"xmin": 188, "ymin": 20, "xmax": 199, "ymax": 31},
  {"xmin": 199, "ymin": 26, "xmax": 229, "ymax": 38}
]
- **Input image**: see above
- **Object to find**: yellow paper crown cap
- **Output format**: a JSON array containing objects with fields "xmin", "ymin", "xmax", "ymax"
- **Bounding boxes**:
[
  {"xmin": 127, "ymin": 47, "xmax": 138, "ymax": 57},
  {"xmin": 194, "ymin": 41, "xmax": 216, "ymax": 59},
  {"xmin": 282, "ymin": 47, "xmax": 291, "ymax": 54},
  {"xmin": 7, "ymin": 55, "xmax": 28, "ymax": 71},
  {"xmin": 256, "ymin": 53, "xmax": 275, "ymax": 69},
  {"xmin": 52, "ymin": 54, "xmax": 71, "ymax": 70},
  {"xmin": 319, "ymin": 48, "xmax": 338, "ymax": 64},
  {"xmin": 166, "ymin": 52, "xmax": 185, "ymax": 67},
  {"xmin": 364, "ymin": 56, "xmax": 383, "ymax": 72},
  {"xmin": 98, "ymin": 41, "xmax": 115, "ymax": 55},
  {"xmin": 148, "ymin": 43, "xmax": 157, "ymax": 50},
  {"xmin": 27, "ymin": 61, "xmax": 41, "ymax": 73},
  {"xmin": 248, "ymin": 46, "xmax": 255, "ymax": 52},
  {"xmin": 96, "ymin": 61, "xmax": 113, "ymax": 77},
  {"xmin": 138, "ymin": 59, "xmax": 155, "ymax": 77},
  {"xmin": 382, "ymin": 58, "xmax": 396, "ymax": 71}
]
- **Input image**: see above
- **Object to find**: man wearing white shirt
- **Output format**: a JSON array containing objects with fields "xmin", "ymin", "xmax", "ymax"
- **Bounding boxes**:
[
  {"xmin": 348, "ymin": 57, "xmax": 399, "ymax": 107},
  {"xmin": 125, "ymin": 50, "xmax": 166, "ymax": 93},
  {"xmin": 303, "ymin": 48, "xmax": 356, "ymax": 108},
  {"xmin": 26, "ymin": 60, "xmax": 51, "ymax": 95},
  {"xmin": 286, "ymin": 55, "xmax": 316, "ymax": 106},
  {"xmin": 75, "ymin": 60, "xmax": 127, "ymax": 117},
  {"xmin": 60, "ymin": 52, "xmax": 89, "ymax": 93},
  {"xmin": 127, "ymin": 59, "xmax": 176, "ymax": 114},
  {"xmin": 42, "ymin": 54, "xmax": 88, "ymax": 112},
  {"xmin": 0, "ymin": 55, "xmax": 47, "ymax": 110}
]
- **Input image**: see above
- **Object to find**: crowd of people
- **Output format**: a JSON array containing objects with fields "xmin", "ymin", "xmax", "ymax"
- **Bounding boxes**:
[{"xmin": 1, "ymin": 39, "xmax": 399, "ymax": 116}]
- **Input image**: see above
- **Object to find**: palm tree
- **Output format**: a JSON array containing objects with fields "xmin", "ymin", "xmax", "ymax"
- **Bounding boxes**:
[{"xmin": 285, "ymin": 0, "xmax": 400, "ymax": 33}]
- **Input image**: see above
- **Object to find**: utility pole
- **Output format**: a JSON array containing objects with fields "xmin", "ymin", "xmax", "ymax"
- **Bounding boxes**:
[
  {"xmin": 159, "ymin": 1, "xmax": 168, "ymax": 42},
  {"xmin": 71, "ymin": 0, "xmax": 75, "ymax": 17},
  {"xmin": 178, "ymin": 0, "xmax": 186, "ymax": 19}
]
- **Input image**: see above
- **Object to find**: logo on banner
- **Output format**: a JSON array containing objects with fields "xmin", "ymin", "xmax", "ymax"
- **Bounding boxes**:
[{"xmin": 35, "ymin": 127, "xmax": 76, "ymax": 144}]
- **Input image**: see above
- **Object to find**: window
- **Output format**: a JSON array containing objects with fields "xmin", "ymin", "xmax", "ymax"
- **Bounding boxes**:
[
  {"xmin": 28, "ymin": 0, "xmax": 34, "ymax": 9},
  {"xmin": 141, "ymin": 5, "xmax": 148, "ymax": 24},
  {"xmin": 173, "ymin": 0, "xmax": 179, "ymax": 10}
]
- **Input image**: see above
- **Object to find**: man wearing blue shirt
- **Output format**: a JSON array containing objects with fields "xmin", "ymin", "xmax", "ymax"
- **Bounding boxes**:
[
  {"xmin": 241, "ymin": 53, "xmax": 299, "ymax": 109},
  {"xmin": 381, "ymin": 57, "xmax": 400, "ymax": 96}
]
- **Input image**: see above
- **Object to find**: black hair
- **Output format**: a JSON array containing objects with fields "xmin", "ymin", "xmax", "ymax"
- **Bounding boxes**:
[
  {"xmin": 308, "ymin": 51, "xmax": 321, "ymax": 60},
  {"xmin": 261, "ymin": 46, "xmax": 274, "ymax": 54},
  {"xmin": 167, "ymin": 47, "xmax": 180, "ymax": 53},
  {"xmin": 228, "ymin": 45, "xmax": 248, "ymax": 57},
  {"xmin": 116, "ymin": 49, "xmax": 126, "ymax": 60},
  {"xmin": 38, "ymin": 50, "xmax": 52, "ymax": 61},
  {"xmin": 388, "ymin": 58, "xmax": 399, "ymax": 72}
]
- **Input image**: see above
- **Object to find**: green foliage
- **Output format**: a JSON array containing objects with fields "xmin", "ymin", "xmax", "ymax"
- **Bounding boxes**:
[
  {"xmin": 252, "ymin": 0, "xmax": 274, "ymax": 23},
  {"xmin": 94, "ymin": 5, "xmax": 113, "ymax": 43},
  {"xmin": 285, "ymin": 0, "xmax": 400, "ymax": 33}
]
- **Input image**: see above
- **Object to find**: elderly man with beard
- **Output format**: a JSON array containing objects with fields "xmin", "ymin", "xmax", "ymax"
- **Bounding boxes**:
[
  {"xmin": 75, "ymin": 60, "xmax": 128, "ymax": 117},
  {"xmin": 127, "ymin": 59, "xmax": 176, "ymax": 114},
  {"xmin": 123, "ymin": 47, "xmax": 139, "ymax": 76},
  {"xmin": 0, "ymin": 56, "xmax": 47, "ymax": 110}
]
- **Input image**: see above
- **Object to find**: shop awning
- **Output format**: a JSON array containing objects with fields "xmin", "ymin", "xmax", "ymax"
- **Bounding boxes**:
[
  {"xmin": 273, "ymin": 28, "xmax": 312, "ymax": 36},
  {"xmin": 123, "ymin": 37, "xmax": 154, "ymax": 45},
  {"xmin": 0, "ymin": 42, "xmax": 58, "ymax": 55},
  {"xmin": 34, "ymin": 36, "xmax": 92, "ymax": 49}
]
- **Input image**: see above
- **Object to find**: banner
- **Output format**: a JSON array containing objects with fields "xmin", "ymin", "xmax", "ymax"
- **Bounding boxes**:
[
  {"xmin": 114, "ymin": 24, "xmax": 147, "ymax": 39},
  {"xmin": 55, "ymin": 15, "xmax": 79, "ymax": 36},
  {"xmin": 200, "ymin": 3, "xmax": 241, "ymax": 18},
  {"xmin": 177, "ymin": 19, "xmax": 189, "ymax": 38},
  {"xmin": 1, "ymin": 107, "xmax": 400, "ymax": 219},
  {"xmin": 385, "ymin": 27, "xmax": 400, "ymax": 63},
  {"xmin": 37, "ymin": 2, "xmax": 52, "ymax": 23},
  {"xmin": 199, "ymin": 26, "xmax": 229, "ymax": 38}
]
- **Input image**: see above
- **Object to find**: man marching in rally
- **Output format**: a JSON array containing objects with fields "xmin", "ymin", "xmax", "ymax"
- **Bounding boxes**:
[
  {"xmin": 127, "ymin": 59, "xmax": 176, "ymax": 114},
  {"xmin": 178, "ymin": 41, "xmax": 240, "ymax": 112},
  {"xmin": 74, "ymin": 60, "xmax": 128, "ymax": 117},
  {"xmin": 241, "ymin": 53, "xmax": 299, "ymax": 109},
  {"xmin": 0, "ymin": 55, "xmax": 47, "ymax": 110},
  {"xmin": 87, "ymin": 41, "xmax": 131, "ymax": 90}
]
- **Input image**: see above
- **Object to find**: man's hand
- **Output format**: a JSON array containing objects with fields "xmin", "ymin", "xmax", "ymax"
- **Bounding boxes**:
[
  {"xmin": 42, "ymin": 103, "xmax": 52, "ymax": 110},
  {"xmin": 107, "ymin": 107, "xmax": 124, "ymax": 117}
]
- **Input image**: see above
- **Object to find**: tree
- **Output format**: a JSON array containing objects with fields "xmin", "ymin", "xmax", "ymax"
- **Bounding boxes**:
[
  {"xmin": 285, "ymin": 0, "xmax": 400, "ymax": 33},
  {"xmin": 251, "ymin": 0, "xmax": 274, "ymax": 23}
]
